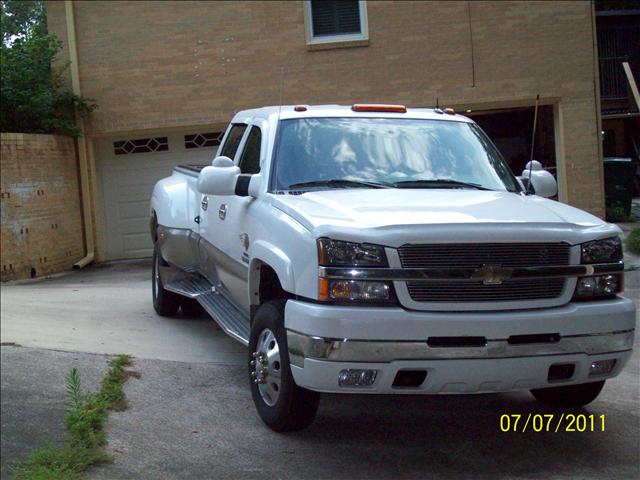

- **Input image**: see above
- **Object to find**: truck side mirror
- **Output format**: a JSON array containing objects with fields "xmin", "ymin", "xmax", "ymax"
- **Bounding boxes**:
[
  {"xmin": 520, "ymin": 161, "xmax": 558, "ymax": 198},
  {"xmin": 197, "ymin": 156, "xmax": 240, "ymax": 196},
  {"xmin": 197, "ymin": 156, "xmax": 262, "ymax": 198}
]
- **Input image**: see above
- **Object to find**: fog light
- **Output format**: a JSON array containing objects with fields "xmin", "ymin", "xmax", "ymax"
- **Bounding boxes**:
[
  {"xmin": 574, "ymin": 274, "xmax": 621, "ymax": 299},
  {"xmin": 589, "ymin": 359, "xmax": 616, "ymax": 377},
  {"xmin": 338, "ymin": 369, "xmax": 377, "ymax": 387}
]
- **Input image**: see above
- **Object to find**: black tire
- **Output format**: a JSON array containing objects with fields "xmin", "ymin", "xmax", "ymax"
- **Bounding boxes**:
[
  {"xmin": 249, "ymin": 300, "xmax": 320, "ymax": 432},
  {"xmin": 152, "ymin": 243, "xmax": 181, "ymax": 316},
  {"xmin": 181, "ymin": 298, "xmax": 204, "ymax": 317},
  {"xmin": 531, "ymin": 380, "xmax": 605, "ymax": 407}
]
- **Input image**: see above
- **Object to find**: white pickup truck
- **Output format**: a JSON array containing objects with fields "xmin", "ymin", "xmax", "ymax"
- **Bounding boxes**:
[{"xmin": 150, "ymin": 104, "xmax": 635, "ymax": 431}]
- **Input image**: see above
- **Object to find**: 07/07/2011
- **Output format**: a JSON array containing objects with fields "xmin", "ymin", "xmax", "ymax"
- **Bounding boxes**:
[{"xmin": 499, "ymin": 413, "xmax": 605, "ymax": 433}]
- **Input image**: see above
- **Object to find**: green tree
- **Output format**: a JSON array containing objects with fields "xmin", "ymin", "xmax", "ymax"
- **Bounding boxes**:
[{"xmin": 1, "ymin": 0, "xmax": 95, "ymax": 136}]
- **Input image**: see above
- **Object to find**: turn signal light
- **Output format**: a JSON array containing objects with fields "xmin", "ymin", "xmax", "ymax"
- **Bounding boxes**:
[{"xmin": 352, "ymin": 104, "xmax": 407, "ymax": 113}]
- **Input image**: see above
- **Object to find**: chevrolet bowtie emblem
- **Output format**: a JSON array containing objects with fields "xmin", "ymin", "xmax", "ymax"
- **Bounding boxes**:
[{"xmin": 471, "ymin": 264, "xmax": 512, "ymax": 285}]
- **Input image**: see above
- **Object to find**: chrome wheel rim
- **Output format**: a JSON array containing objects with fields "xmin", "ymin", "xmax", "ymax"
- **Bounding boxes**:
[{"xmin": 251, "ymin": 328, "xmax": 281, "ymax": 407}]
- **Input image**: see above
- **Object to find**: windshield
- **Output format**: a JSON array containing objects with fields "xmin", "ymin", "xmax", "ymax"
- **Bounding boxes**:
[{"xmin": 272, "ymin": 117, "xmax": 520, "ymax": 192}]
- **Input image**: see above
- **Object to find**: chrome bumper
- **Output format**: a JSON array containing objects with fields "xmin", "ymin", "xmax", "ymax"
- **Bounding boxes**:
[{"xmin": 287, "ymin": 329, "xmax": 635, "ymax": 367}]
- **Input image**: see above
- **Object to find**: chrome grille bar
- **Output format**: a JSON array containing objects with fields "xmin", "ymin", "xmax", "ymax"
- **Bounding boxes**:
[{"xmin": 318, "ymin": 262, "xmax": 623, "ymax": 282}]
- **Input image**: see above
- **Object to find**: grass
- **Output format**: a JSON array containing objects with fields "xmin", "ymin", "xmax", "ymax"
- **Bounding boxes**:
[
  {"xmin": 627, "ymin": 228, "xmax": 640, "ymax": 255},
  {"xmin": 12, "ymin": 355, "xmax": 132, "ymax": 480}
]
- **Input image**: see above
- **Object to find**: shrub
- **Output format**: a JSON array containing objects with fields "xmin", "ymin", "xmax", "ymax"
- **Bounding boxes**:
[
  {"xmin": 1, "ymin": 0, "xmax": 95, "ymax": 136},
  {"xmin": 606, "ymin": 206, "xmax": 635, "ymax": 223},
  {"xmin": 627, "ymin": 228, "xmax": 640, "ymax": 255}
]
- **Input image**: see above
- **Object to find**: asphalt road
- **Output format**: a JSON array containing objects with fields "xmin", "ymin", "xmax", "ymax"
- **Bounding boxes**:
[{"xmin": 1, "ymin": 261, "xmax": 639, "ymax": 479}]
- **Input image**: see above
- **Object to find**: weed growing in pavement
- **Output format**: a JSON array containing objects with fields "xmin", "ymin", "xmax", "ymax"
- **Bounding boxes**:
[{"xmin": 12, "ymin": 355, "xmax": 132, "ymax": 480}]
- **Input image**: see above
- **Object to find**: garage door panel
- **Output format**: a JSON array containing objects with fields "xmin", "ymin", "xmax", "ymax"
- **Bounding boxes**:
[
  {"xmin": 122, "ymin": 232, "xmax": 152, "ymax": 254},
  {"xmin": 98, "ymin": 132, "xmax": 219, "ymax": 259},
  {"xmin": 116, "ymin": 183, "xmax": 158, "ymax": 201},
  {"xmin": 117, "ymin": 201, "xmax": 150, "ymax": 221}
]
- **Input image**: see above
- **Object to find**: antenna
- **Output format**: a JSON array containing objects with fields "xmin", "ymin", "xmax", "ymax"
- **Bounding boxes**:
[
  {"xmin": 277, "ymin": 66, "xmax": 285, "ymax": 120},
  {"xmin": 526, "ymin": 94, "xmax": 540, "ymax": 194},
  {"xmin": 436, "ymin": 97, "xmax": 440, "ymax": 109}
]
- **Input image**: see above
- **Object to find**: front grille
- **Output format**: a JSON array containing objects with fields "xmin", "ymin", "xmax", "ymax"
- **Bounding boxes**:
[
  {"xmin": 399, "ymin": 243, "xmax": 570, "ymax": 304},
  {"xmin": 398, "ymin": 242, "xmax": 570, "ymax": 268},
  {"xmin": 406, "ymin": 278, "xmax": 566, "ymax": 302}
]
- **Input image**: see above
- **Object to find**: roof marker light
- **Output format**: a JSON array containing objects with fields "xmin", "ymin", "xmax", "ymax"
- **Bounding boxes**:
[
  {"xmin": 444, "ymin": 107, "xmax": 456, "ymax": 115},
  {"xmin": 352, "ymin": 104, "xmax": 407, "ymax": 113},
  {"xmin": 294, "ymin": 105, "xmax": 308, "ymax": 112}
]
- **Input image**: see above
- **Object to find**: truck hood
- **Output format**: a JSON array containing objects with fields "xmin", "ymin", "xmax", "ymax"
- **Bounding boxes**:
[{"xmin": 269, "ymin": 190, "xmax": 618, "ymax": 246}]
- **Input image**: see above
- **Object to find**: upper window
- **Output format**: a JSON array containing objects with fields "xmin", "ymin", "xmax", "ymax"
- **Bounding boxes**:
[
  {"xmin": 304, "ymin": 0, "xmax": 368, "ymax": 48},
  {"xmin": 113, "ymin": 137, "xmax": 168, "ymax": 155},
  {"xmin": 220, "ymin": 124, "xmax": 247, "ymax": 160},
  {"xmin": 238, "ymin": 127, "xmax": 262, "ymax": 174},
  {"xmin": 184, "ymin": 132, "xmax": 224, "ymax": 149}
]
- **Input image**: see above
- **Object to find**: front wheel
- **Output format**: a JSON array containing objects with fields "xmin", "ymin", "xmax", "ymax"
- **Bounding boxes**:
[
  {"xmin": 249, "ymin": 300, "xmax": 320, "ymax": 432},
  {"xmin": 530, "ymin": 380, "xmax": 605, "ymax": 407}
]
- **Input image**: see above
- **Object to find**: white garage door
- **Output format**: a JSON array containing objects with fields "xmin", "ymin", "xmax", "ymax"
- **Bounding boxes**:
[{"xmin": 97, "ymin": 130, "xmax": 224, "ymax": 260}]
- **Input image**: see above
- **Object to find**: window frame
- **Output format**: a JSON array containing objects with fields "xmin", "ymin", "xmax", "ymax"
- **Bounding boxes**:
[{"xmin": 303, "ymin": 0, "xmax": 369, "ymax": 49}]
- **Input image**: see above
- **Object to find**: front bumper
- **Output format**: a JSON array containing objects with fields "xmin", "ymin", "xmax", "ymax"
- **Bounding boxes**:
[{"xmin": 284, "ymin": 297, "xmax": 636, "ymax": 394}]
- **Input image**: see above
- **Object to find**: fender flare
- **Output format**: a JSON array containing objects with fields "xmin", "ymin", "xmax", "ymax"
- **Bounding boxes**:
[{"xmin": 249, "ymin": 240, "xmax": 295, "ymax": 301}]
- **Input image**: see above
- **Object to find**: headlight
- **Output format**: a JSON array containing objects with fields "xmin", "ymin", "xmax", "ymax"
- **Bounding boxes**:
[
  {"xmin": 317, "ymin": 238, "xmax": 394, "ymax": 303},
  {"xmin": 573, "ymin": 274, "xmax": 622, "ymax": 299},
  {"xmin": 317, "ymin": 238, "xmax": 387, "ymax": 267},
  {"xmin": 581, "ymin": 237, "xmax": 622, "ymax": 264}
]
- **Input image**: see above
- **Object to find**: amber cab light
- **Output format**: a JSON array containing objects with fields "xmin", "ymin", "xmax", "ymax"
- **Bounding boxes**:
[
  {"xmin": 352, "ymin": 104, "xmax": 407, "ymax": 113},
  {"xmin": 294, "ymin": 105, "xmax": 308, "ymax": 112},
  {"xmin": 443, "ymin": 107, "xmax": 456, "ymax": 115}
]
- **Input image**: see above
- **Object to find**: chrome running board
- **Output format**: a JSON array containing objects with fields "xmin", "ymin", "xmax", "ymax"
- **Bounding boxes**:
[{"xmin": 163, "ymin": 270, "xmax": 250, "ymax": 346}]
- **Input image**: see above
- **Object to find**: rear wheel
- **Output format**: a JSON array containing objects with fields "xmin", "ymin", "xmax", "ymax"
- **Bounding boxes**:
[
  {"xmin": 531, "ymin": 380, "xmax": 605, "ymax": 407},
  {"xmin": 152, "ymin": 243, "xmax": 181, "ymax": 316},
  {"xmin": 180, "ymin": 298, "xmax": 204, "ymax": 317},
  {"xmin": 249, "ymin": 300, "xmax": 320, "ymax": 431}
]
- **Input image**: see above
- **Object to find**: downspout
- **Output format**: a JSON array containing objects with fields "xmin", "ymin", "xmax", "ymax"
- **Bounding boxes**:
[
  {"xmin": 590, "ymin": 2, "xmax": 606, "ymax": 219},
  {"xmin": 65, "ymin": 0, "xmax": 95, "ymax": 268}
]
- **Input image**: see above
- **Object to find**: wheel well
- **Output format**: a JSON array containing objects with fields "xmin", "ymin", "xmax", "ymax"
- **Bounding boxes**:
[
  {"xmin": 150, "ymin": 211, "xmax": 158, "ymax": 243},
  {"xmin": 252, "ymin": 263, "xmax": 290, "ymax": 321},
  {"xmin": 259, "ymin": 265, "xmax": 289, "ymax": 303}
]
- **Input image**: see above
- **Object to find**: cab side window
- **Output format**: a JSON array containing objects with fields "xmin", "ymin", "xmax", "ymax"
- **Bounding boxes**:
[
  {"xmin": 238, "ymin": 126, "xmax": 262, "ymax": 174},
  {"xmin": 220, "ymin": 124, "xmax": 247, "ymax": 160}
]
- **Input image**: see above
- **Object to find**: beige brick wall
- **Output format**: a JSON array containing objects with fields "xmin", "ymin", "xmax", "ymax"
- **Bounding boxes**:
[
  {"xmin": 47, "ymin": 0, "xmax": 604, "ymax": 216},
  {"xmin": 0, "ymin": 133, "xmax": 85, "ymax": 281}
]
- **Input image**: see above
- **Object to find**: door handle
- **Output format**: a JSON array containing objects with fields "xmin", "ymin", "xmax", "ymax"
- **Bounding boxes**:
[
  {"xmin": 218, "ymin": 204, "xmax": 227, "ymax": 220},
  {"xmin": 201, "ymin": 196, "xmax": 208, "ymax": 211}
]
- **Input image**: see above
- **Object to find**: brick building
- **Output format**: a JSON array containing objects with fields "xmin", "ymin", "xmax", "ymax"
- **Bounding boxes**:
[{"xmin": 41, "ymin": 0, "xmax": 609, "ymax": 262}]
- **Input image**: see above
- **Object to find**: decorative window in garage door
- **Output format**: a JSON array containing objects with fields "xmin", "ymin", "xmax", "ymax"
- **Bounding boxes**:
[
  {"xmin": 113, "ymin": 137, "xmax": 169, "ymax": 155},
  {"xmin": 184, "ymin": 132, "xmax": 224, "ymax": 149}
]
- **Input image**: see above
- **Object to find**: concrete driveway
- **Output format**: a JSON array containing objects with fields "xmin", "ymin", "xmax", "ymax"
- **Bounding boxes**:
[
  {"xmin": 1, "ymin": 261, "xmax": 639, "ymax": 479},
  {"xmin": 0, "ymin": 260, "xmax": 245, "ymax": 365}
]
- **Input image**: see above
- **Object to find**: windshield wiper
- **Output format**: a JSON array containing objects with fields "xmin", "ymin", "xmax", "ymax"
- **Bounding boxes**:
[
  {"xmin": 286, "ymin": 179, "xmax": 394, "ymax": 190},
  {"xmin": 393, "ymin": 179, "xmax": 492, "ymax": 191}
]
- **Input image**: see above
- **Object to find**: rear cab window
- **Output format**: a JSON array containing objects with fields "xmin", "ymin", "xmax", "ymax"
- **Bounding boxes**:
[
  {"xmin": 238, "ymin": 126, "xmax": 262, "ymax": 174},
  {"xmin": 220, "ymin": 124, "xmax": 247, "ymax": 160}
]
